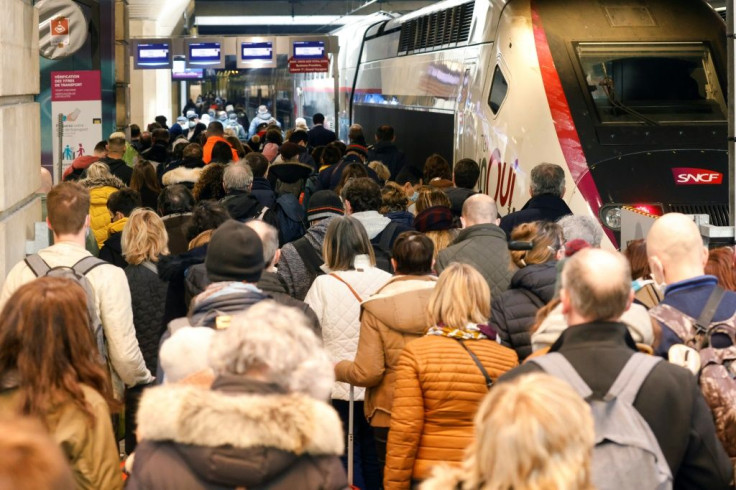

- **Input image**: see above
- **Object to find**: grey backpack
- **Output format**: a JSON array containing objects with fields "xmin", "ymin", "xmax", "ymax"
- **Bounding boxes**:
[
  {"xmin": 532, "ymin": 352, "xmax": 673, "ymax": 490},
  {"xmin": 25, "ymin": 254, "xmax": 108, "ymax": 363}
]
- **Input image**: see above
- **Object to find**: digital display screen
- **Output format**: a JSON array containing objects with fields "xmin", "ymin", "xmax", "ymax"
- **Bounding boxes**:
[
  {"xmin": 137, "ymin": 43, "xmax": 170, "ymax": 67},
  {"xmin": 172, "ymin": 68, "xmax": 204, "ymax": 80},
  {"xmin": 293, "ymin": 41, "xmax": 325, "ymax": 59},
  {"xmin": 189, "ymin": 42, "xmax": 222, "ymax": 64},
  {"xmin": 242, "ymin": 42, "xmax": 273, "ymax": 61}
]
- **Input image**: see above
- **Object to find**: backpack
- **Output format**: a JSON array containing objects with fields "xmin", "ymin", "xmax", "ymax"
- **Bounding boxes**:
[
  {"xmin": 370, "ymin": 222, "xmax": 400, "ymax": 273},
  {"xmin": 532, "ymin": 352, "xmax": 673, "ymax": 490},
  {"xmin": 292, "ymin": 236, "xmax": 326, "ymax": 279},
  {"xmin": 649, "ymin": 287, "xmax": 736, "ymax": 458},
  {"xmin": 24, "ymin": 254, "xmax": 108, "ymax": 363},
  {"xmin": 264, "ymin": 193, "xmax": 308, "ymax": 246}
]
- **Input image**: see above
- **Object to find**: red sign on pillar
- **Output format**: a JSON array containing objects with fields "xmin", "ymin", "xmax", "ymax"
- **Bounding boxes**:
[{"xmin": 288, "ymin": 57, "xmax": 329, "ymax": 74}]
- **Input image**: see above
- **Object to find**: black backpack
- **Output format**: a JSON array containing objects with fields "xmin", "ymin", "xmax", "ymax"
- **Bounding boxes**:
[
  {"xmin": 370, "ymin": 222, "xmax": 400, "ymax": 273},
  {"xmin": 264, "ymin": 193, "xmax": 308, "ymax": 246}
]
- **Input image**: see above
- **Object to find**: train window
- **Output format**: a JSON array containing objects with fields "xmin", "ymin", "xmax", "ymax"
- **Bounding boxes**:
[
  {"xmin": 576, "ymin": 43, "xmax": 726, "ymax": 124},
  {"xmin": 488, "ymin": 65, "xmax": 508, "ymax": 114}
]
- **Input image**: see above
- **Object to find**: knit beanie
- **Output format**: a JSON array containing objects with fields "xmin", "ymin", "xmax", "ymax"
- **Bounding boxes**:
[
  {"xmin": 308, "ymin": 190, "xmax": 344, "ymax": 222},
  {"xmin": 414, "ymin": 206, "xmax": 453, "ymax": 232},
  {"xmin": 159, "ymin": 326, "xmax": 215, "ymax": 383},
  {"xmin": 205, "ymin": 219, "xmax": 264, "ymax": 282}
]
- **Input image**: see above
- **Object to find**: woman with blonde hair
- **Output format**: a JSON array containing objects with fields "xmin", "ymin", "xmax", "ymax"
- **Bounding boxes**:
[
  {"xmin": 0, "ymin": 277, "xmax": 122, "ymax": 490},
  {"xmin": 421, "ymin": 373, "xmax": 595, "ymax": 490},
  {"xmin": 79, "ymin": 161, "xmax": 125, "ymax": 248},
  {"xmin": 491, "ymin": 221, "xmax": 564, "ymax": 361},
  {"xmin": 305, "ymin": 216, "xmax": 391, "ymax": 489},
  {"xmin": 384, "ymin": 263, "xmax": 518, "ymax": 489},
  {"xmin": 121, "ymin": 208, "xmax": 170, "ymax": 453}
]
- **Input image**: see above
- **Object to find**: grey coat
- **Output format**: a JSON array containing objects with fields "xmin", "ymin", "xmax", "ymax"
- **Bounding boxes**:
[
  {"xmin": 435, "ymin": 223, "xmax": 514, "ymax": 299},
  {"xmin": 277, "ymin": 218, "xmax": 334, "ymax": 301}
]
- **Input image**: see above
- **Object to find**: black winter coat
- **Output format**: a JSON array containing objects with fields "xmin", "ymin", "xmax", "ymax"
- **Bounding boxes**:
[
  {"xmin": 99, "ymin": 232, "xmax": 126, "ymax": 268},
  {"xmin": 499, "ymin": 322, "xmax": 734, "ymax": 489},
  {"xmin": 366, "ymin": 141, "xmax": 406, "ymax": 180},
  {"xmin": 491, "ymin": 261, "xmax": 558, "ymax": 361},
  {"xmin": 125, "ymin": 262, "xmax": 169, "ymax": 373}
]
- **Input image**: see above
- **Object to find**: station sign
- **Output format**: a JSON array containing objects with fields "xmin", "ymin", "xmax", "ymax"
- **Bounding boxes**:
[{"xmin": 288, "ymin": 39, "xmax": 330, "ymax": 73}]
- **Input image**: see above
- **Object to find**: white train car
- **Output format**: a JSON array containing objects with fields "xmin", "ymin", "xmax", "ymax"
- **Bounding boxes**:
[{"xmin": 337, "ymin": 0, "xmax": 728, "ymax": 247}]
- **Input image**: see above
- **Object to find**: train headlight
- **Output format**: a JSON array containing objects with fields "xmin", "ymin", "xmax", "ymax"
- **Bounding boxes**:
[{"xmin": 600, "ymin": 205, "xmax": 622, "ymax": 231}]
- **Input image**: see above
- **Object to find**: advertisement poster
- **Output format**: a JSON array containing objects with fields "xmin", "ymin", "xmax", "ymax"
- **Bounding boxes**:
[{"xmin": 51, "ymin": 71, "xmax": 102, "ymax": 178}]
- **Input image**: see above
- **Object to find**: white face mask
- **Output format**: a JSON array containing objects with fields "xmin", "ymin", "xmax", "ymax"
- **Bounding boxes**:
[
  {"xmin": 188, "ymin": 121, "xmax": 196, "ymax": 129},
  {"xmin": 410, "ymin": 190, "xmax": 419, "ymax": 202}
]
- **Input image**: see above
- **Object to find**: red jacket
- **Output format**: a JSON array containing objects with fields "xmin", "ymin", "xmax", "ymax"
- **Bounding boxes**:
[{"xmin": 203, "ymin": 136, "xmax": 238, "ymax": 164}]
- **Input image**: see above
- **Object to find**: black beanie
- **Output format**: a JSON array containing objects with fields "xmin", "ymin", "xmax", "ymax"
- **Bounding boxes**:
[
  {"xmin": 307, "ymin": 190, "xmax": 344, "ymax": 222},
  {"xmin": 205, "ymin": 220, "xmax": 264, "ymax": 283}
]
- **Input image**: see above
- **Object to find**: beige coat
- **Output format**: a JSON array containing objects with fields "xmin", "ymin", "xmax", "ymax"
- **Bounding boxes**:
[
  {"xmin": 0, "ymin": 384, "xmax": 122, "ymax": 490},
  {"xmin": 334, "ymin": 275, "xmax": 437, "ymax": 427}
]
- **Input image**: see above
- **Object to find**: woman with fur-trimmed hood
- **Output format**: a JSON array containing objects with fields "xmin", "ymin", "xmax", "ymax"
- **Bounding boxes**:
[
  {"xmin": 79, "ymin": 161, "xmax": 125, "ymax": 248},
  {"xmin": 127, "ymin": 301, "xmax": 349, "ymax": 490}
]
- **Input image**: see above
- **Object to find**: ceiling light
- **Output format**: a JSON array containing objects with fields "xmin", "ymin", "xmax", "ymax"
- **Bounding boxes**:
[{"xmin": 195, "ymin": 15, "xmax": 367, "ymax": 26}]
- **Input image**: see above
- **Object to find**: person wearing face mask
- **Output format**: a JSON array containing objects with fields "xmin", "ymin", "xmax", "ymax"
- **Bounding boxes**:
[
  {"xmin": 169, "ymin": 116, "xmax": 187, "ymax": 140},
  {"xmin": 646, "ymin": 213, "xmax": 736, "ymax": 357},
  {"xmin": 186, "ymin": 111, "xmax": 206, "ymax": 143},
  {"xmin": 395, "ymin": 165, "xmax": 422, "ymax": 215}
]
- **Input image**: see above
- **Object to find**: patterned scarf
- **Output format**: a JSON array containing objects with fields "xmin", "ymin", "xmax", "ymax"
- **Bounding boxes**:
[{"xmin": 426, "ymin": 323, "xmax": 496, "ymax": 340}]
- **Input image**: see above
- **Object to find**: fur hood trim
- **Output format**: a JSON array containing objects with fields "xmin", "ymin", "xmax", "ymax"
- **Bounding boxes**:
[
  {"xmin": 420, "ymin": 465, "xmax": 465, "ymax": 490},
  {"xmin": 136, "ymin": 384, "xmax": 344, "ymax": 457},
  {"xmin": 162, "ymin": 166, "xmax": 203, "ymax": 186},
  {"xmin": 79, "ymin": 176, "xmax": 125, "ymax": 189}
]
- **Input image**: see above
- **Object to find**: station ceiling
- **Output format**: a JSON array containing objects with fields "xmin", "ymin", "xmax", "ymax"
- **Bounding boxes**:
[{"xmin": 128, "ymin": 0, "xmax": 728, "ymax": 37}]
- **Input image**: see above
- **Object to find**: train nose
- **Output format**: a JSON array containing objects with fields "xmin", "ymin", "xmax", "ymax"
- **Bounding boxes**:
[{"xmin": 590, "ymin": 149, "xmax": 729, "ymax": 231}]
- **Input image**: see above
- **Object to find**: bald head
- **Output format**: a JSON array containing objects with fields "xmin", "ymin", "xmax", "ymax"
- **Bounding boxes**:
[
  {"xmin": 461, "ymin": 194, "xmax": 498, "ymax": 227},
  {"xmin": 245, "ymin": 220, "xmax": 279, "ymax": 269},
  {"xmin": 646, "ymin": 213, "xmax": 707, "ymax": 285},
  {"xmin": 561, "ymin": 248, "xmax": 632, "ymax": 323}
]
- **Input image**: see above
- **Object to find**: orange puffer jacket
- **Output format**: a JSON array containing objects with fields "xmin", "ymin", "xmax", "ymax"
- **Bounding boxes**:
[{"xmin": 384, "ymin": 335, "xmax": 518, "ymax": 489}]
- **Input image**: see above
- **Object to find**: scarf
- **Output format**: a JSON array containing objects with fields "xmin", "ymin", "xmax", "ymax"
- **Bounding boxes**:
[{"xmin": 426, "ymin": 322, "xmax": 496, "ymax": 340}]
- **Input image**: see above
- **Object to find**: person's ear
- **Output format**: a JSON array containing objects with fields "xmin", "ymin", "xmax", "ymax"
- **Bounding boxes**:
[
  {"xmin": 390, "ymin": 258, "xmax": 397, "ymax": 273},
  {"xmin": 701, "ymin": 245, "xmax": 709, "ymax": 268},
  {"xmin": 273, "ymin": 249, "xmax": 282, "ymax": 267},
  {"xmin": 560, "ymin": 288, "xmax": 572, "ymax": 316},
  {"xmin": 344, "ymin": 199, "xmax": 353, "ymax": 215},
  {"xmin": 46, "ymin": 217, "xmax": 54, "ymax": 232},
  {"xmin": 649, "ymin": 256, "xmax": 665, "ymax": 284},
  {"xmin": 460, "ymin": 216, "xmax": 467, "ymax": 229},
  {"xmin": 560, "ymin": 185, "xmax": 566, "ymax": 198}
]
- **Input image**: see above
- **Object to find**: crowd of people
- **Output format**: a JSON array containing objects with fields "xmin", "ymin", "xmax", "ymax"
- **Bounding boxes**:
[{"xmin": 2, "ymin": 109, "xmax": 736, "ymax": 489}]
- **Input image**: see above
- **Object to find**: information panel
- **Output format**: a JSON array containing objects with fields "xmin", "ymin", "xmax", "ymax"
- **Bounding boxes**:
[
  {"xmin": 237, "ymin": 37, "xmax": 277, "ymax": 69},
  {"xmin": 133, "ymin": 40, "xmax": 172, "ymax": 69},
  {"xmin": 186, "ymin": 38, "xmax": 225, "ymax": 69}
]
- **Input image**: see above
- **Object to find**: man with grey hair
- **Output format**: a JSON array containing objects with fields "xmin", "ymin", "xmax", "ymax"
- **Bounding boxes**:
[
  {"xmin": 499, "ymin": 248, "xmax": 733, "ymax": 489},
  {"xmin": 499, "ymin": 162, "xmax": 572, "ymax": 238},
  {"xmin": 245, "ymin": 220, "xmax": 320, "ymax": 333},
  {"xmin": 219, "ymin": 164, "xmax": 265, "ymax": 222},
  {"xmin": 557, "ymin": 214, "xmax": 603, "ymax": 248},
  {"xmin": 436, "ymin": 194, "xmax": 514, "ymax": 298}
]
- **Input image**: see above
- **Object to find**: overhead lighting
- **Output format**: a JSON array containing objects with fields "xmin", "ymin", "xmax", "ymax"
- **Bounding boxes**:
[{"xmin": 195, "ymin": 15, "xmax": 367, "ymax": 26}]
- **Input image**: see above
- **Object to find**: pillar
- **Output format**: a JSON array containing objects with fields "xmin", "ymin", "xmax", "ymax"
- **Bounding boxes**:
[{"xmin": 0, "ymin": 0, "xmax": 42, "ymax": 283}]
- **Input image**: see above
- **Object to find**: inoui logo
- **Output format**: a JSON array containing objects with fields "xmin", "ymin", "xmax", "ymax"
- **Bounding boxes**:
[{"xmin": 672, "ymin": 167, "xmax": 723, "ymax": 185}]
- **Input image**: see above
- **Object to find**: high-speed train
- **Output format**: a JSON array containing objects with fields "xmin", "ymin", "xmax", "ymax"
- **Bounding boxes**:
[{"xmin": 327, "ymin": 0, "xmax": 728, "ymax": 247}]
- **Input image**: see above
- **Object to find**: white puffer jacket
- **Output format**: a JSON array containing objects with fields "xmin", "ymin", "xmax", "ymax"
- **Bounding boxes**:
[{"xmin": 304, "ymin": 255, "xmax": 391, "ymax": 401}]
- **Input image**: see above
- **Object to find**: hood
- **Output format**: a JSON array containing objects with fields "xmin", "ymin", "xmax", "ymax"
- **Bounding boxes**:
[
  {"xmin": 136, "ymin": 378, "xmax": 344, "ymax": 488},
  {"xmin": 162, "ymin": 166, "xmax": 202, "ymax": 186},
  {"xmin": 304, "ymin": 216, "xmax": 334, "ymax": 249},
  {"xmin": 79, "ymin": 176, "xmax": 124, "ymax": 190},
  {"xmin": 352, "ymin": 211, "xmax": 391, "ymax": 240},
  {"xmin": 107, "ymin": 217, "xmax": 127, "ymax": 235},
  {"xmin": 256, "ymin": 112, "xmax": 272, "ymax": 122},
  {"xmin": 189, "ymin": 282, "xmax": 267, "ymax": 328},
  {"xmin": 221, "ymin": 191, "xmax": 261, "ymax": 220},
  {"xmin": 362, "ymin": 275, "xmax": 437, "ymax": 333},
  {"xmin": 385, "ymin": 210, "xmax": 415, "ymax": 228},
  {"xmin": 510, "ymin": 261, "xmax": 559, "ymax": 303}
]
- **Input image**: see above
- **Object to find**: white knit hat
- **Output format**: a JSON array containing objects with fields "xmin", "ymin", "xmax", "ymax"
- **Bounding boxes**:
[{"xmin": 160, "ymin": 327, "xmax": 215, "ymax": 383}]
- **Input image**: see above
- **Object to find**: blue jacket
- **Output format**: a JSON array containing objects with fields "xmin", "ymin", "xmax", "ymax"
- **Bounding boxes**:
[{"xmin": 654, "ymin": 275, "xmax": 736, "ymax": 357}]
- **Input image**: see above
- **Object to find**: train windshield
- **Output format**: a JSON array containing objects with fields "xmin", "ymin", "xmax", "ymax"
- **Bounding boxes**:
[{"xmin": 577, "ymin": 43, "xmax": 726, "ymax": 124}]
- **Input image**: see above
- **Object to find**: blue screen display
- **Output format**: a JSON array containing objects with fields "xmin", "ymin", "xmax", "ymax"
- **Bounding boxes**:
[
  {"xmin": 189, "ymin": 42, "xmax": 221, "ymax": 64},
  {"xmin": 293, "ymin": 41, "xmax": 325, "ymax": 59},
  {"xmin": 137, "ymin": 43, "xmax": 170, "ymax": 67},
  {"xmin": 242, "ymin": 42, "xmax": 273, "ymax": 61}
]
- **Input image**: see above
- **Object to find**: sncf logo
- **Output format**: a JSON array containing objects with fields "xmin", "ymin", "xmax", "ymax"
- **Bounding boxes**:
[{"xmin": 672, "ymin": 167, "xmax": 723, "ymax": 185}]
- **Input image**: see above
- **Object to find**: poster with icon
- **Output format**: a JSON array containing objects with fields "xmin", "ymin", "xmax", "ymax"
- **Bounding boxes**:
[{"xmin": 51, "ymin": 71, "xmax": 102, "ymax": 178}]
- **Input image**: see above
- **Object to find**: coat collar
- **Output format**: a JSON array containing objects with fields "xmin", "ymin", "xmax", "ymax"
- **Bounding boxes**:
[
  {"xmin": 455, "ymin": 223, "xmax": 506, "ymax": 243},
  {"xmin": 136, "ymin": 379, "xmax": 344, "ymax": 457},
  {"xmin": 550, "ymin": 321, "xmax": 638, "ymax": 353}
]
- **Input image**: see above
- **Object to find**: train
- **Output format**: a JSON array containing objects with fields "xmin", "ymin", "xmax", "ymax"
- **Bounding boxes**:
[{"xmin": 324, "ymin": 0, "xmax": 728, "ymax": 248}]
